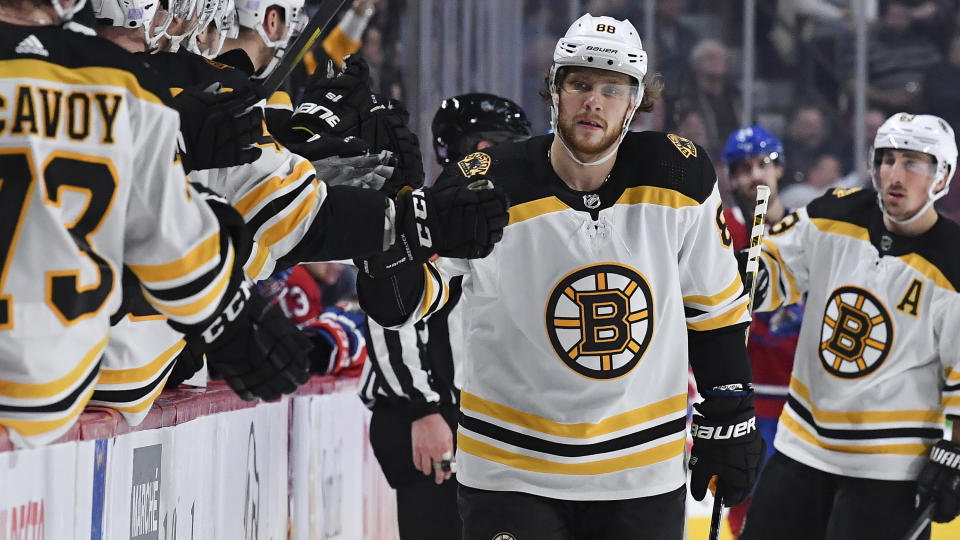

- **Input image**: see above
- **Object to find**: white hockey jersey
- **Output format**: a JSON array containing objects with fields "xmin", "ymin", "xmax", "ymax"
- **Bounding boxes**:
[
  {"xmin": 437, "ymin": 133, "xmax": 750, "ymax": 500},
  {"xmin": 756, "ymin": 187, "xmax": 960, "ymax": 480},
  {"xmin": 0, "ymin": 25, "xmax": 237, "ymax": 447}
]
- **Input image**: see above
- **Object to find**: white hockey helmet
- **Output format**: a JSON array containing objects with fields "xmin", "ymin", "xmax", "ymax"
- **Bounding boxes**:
[
  {"xmin": 870, "ymin": 112, "xmax": 958, "ymax": 224},
  {"xmin": 185, "ymin": 0, "xmax": 239, "ymax": 57},
  {"xmin": 549, "ymin": 13, "xmax": 648, "ymax": 166},
  {"xmin": 236, "ymin": 0, "xmax": 304, "ymax": 49},
  {"xmin": 162, "ymin": 0, "xmax": 219, "ymax": 51},
  {"xmin": 90, "ymin": 0, "xmax": 171, "ymax": 50}
]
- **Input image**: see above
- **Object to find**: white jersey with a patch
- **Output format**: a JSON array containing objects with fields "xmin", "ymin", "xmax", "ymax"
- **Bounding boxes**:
[
  {"xmin": 756, "ymin": 187, "xmax": 960, "ymax": 480},
  {"xmin": 438, "ymin": 133, "xmax": 750, "ymax": 500}
]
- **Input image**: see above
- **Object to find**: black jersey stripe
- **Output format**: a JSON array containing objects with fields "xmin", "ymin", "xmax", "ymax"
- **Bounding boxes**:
[
  {"xmin": 788, "ymin": 397, "xmax": 943, "ymax": 441},
  {"xmin": 0, "ymin": 360, "xmax": 101, "ymax": 414},
  {"xmin": 91, "ymin": 357, "xmax": 176, "ymax": 404},
  {"xmin": 458, "ymin": 412, "xmax": 686, "ymax": 458}
]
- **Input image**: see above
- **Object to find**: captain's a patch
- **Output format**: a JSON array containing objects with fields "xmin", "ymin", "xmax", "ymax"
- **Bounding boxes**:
[
  {"xmin": 667, "ymin": 134, "xmax": 697, "ymax": 159},
  {"xmin": 457, "ymin": 152, "xmax": 492, "ymax": 178}
]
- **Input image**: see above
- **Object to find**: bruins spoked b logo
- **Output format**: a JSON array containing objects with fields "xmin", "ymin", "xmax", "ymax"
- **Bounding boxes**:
[
  {"xmin": 819, "ymin": 286, "xmax": 893, "ymax": 378},
  {"xmin": 545, "ymin": 263, "xmax": 654, "ymax": 379}
]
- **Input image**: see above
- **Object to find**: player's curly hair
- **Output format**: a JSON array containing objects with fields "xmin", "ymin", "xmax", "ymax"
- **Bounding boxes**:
[{"xmin": 538, "ymin": 66, "xmax": 664, "ymax": 113}]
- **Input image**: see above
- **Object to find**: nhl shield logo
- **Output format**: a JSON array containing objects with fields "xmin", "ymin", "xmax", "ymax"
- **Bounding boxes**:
[
  {"xmin": 583, "ymin": 193, "xmax": 601, "ymax": 209},
  {"xmin": 491, "ymin": 534, "xmax": 516, "ymax": 540},
  {"xmin": 819, "ymin": 286, "xmax": 893, "ymax": 378},
  {"xmin": 545, "ymin": 263, "xmax": 654, "ymax": 379},
  {"xmin": 667, "ymin": 133, "xmax": 697, "ymax": 159},
  {"xmin": 457, "ymin": 152, "xmax": 492, "ymax": 178}
]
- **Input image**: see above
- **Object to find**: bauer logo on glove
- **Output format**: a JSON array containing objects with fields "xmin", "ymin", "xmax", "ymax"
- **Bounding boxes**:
[{"xmin": 691, "ymin": 416, "xmax": 757, "ymax": 440}]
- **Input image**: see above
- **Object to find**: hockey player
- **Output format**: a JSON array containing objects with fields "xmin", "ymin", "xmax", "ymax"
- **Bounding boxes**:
[
  {"xmin": 721, "ymin": 125, "xmax": 803, "ymax": 538},
  {"xmin": 740, "ymin": 113, "xmax": 960, "ymax": 539},
  {"xmin": 356, "ymin": 14, "xmax": 765, "ymax": 539},
  {"xmin": 0, "ymin": 0, "xmax": 309, "ymax": 447},
  {"xmin": 360, "ymin": 92, "xmax": 532, "ymax": 540},
  {"xmin": 89, "ymin": 0, "xmax": 502, "ymax": 418}
]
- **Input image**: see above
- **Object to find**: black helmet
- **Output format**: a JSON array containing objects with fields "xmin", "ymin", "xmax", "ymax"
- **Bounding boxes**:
[{"xmin": 431, "ymin": 93, "xmax": 533, "ymax": 165}]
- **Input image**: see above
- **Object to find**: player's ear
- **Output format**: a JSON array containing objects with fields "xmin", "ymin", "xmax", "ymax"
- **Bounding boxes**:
[{"xmin": 264, "ymin": 6, "xmax": 283, "ymax": 41}]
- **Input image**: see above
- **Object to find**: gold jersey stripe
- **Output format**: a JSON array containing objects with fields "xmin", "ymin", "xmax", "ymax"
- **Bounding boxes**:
[
  {"xmin": 0, "ymin": 59, "xmax": 164, "ymax": 104},
  {"xmin": 943, "ymin": 395, "xmax": 960, "ymax": 408},
  {"xmin": 761, "ymin": 239, "xmax": 802, "ymax": 305},
  {"xmin": 460, "ymin": 391, "xmax": 687, "ymax": 439},
  {"xmin": 684, "ymin": 275, "xmax": 742, "ymax": 307},
  {"xmin": 128, "ymin": 231, "xmax": 221, "ymax": 284},
  {"xmin": 780, "ymin": 413, "xmax": 929, "ymax": 456},
  {"xmin": 234, "ymin": 159, "xmax": 315, "ymax": 217},
  {"xmin": 810, "ymin": 218, "xmax": 870, "ymax": 242},
  {"xmin": 508, "ymin": 197, "xmax": 568, "ymax": 226},
  {"xmin": 898, "ymin": 253, "xmax": 955, "ymax": 292},
  {"xmin": 790, "ymin": 377, "xmax": 943, "ymax": 424},
  {"xmin": 457, "ymin": 432, "xmax": 685, "ymax": 475},
  {"xmin": 946, "ymin": 367, "xmax": 960, "ymax": 382},
  {"xmin": 147, "ymin": 247, "xmax": 234, "ymax": 318},
  {"xmin": 615, "ymin": 186, "xmax": 698, "ymax": 209},
  {"xmin": 421, "ymin": 263, "xmax": 436, "ymax": 318},
  {"xmin": 245, "ymin": 243, "xmax": 271, "ymax": 280},
  {"xmin": 97, "ymin": 339, "xmax": 185, "ymax": 385},
  {"xmin": 257, "ymin": 180, "xmax": 318, "ymax": 247},
  {"xmin": 0, "ymin": 383, "xmax": 96, "ymax": 437},
  {"xmin": 685, "ymin": 298, "xmax": 749, "ymax": 332},
  {"xmin": 0, "ymin": 335, "xmax": 107, "ymax": 399}
]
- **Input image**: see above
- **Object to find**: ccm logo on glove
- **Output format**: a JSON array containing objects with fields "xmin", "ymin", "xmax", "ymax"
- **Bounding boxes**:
[
  {"xmin": 692, "ymin": 417, "xmax": 757, "ymax": 440},
  {"xmin": 931, "ymin": 444, "xmax": 960, "ymax": 469},
  {"xmin": 412, "ymin": 189, "xmax": 433, "ymax": 248},
  {"xmin": 202, "ymin": 285, "xmax": 251, "ymax": 343}
]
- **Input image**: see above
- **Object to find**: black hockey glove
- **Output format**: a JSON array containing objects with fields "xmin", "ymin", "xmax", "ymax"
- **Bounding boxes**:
[
  {"xmin": 179, "ymin": 282, "xmax": 313, "ymax": 401},
  {"xmin": 164, "ymin": 344, "xmax": 205, "ymax": 389},
  {"xmin": 171, "ymin": 84, "xmax": 263, "ymax": 173},
  {"xmin": 917, "ymin": 439, "xmax": 960, "ymax": 523},
  {"xmin": 735, "ymin": 248, "xmax": 769, "ymax": 311},
  {"xmin": 355, "ymin": 175, "xmax": 510, "ymax": 278},
  {"xmin": 374, "ymin": 99, "xmax": 425, "ymax": 196},
  {"xmin": 287, "ymin": 55, "xmax": 381, "ymax": 141},
  {"xmin": 282, "ymin": 133, "xmax": 371, "ymax": 161},
  {"xmin": 689, "ymin": 387, "xmax": 766, "ymax": 506}
]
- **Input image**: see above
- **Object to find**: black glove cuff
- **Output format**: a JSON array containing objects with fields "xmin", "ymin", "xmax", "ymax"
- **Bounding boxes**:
[{"xmin": 694, "ymin": 387, "xmax": 756, "ymax": 420}]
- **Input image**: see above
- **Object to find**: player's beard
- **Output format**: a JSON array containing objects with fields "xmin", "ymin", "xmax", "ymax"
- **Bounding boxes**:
[{"xmin": 556, "ymin": 110, "xmax": 627, "ymax": 159}]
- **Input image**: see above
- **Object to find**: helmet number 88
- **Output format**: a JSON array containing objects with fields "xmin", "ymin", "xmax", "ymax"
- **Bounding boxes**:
[{"xmin": 596, "ymin": 24, "xmax": 616, "ymax": 34}]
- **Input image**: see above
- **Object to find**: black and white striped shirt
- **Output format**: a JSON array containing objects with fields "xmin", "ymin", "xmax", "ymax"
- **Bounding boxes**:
[{"xmin": 359, "ymin": 277, "xmax": 463, "ymax": 418}]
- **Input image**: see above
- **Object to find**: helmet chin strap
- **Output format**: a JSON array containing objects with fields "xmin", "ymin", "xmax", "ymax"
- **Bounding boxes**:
[{"xmin": 872, "ymin": 171, "xmax": 946, "ymax": 226}]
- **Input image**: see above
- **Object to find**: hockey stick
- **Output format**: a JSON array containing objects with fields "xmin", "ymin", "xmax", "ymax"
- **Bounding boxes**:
[
  {"xmin": 901, "ymin": 501, "xmax": 934, "ymax": 540},
  {"xmin": 707, "ymin": 185, "xmax": 771, "ymax": 540}
]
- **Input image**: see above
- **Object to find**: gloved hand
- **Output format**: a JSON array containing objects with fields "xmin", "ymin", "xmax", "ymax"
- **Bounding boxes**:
[
  {"xmin": 171, "ymin": 83, "xmax": 263, "ymax": 172},
  {"xmin": 164, "ymin": 344, "xmax": 205, "ymax": 389},
  {"xmin": 287, "ymin": 55, "xmax": 382, "ymax": 141},
  {"xmin": 355, "ymin": 175, "xmax": 510, "ymax": 278},
  {"xmin": 735, "ymin": 248, "xmax": 769, "ymax": 310},
  {"xmin": 181, "ymin": 282, "xmax": 313, "ymax": 401},
  {"xmin": 300, "ymin": 307, "xmax": 367, "ymax": 376},
  {"xmin": 287, "ymin": 56, "xmax": 424, "ymax": 193},
  {"xmin": 283, "ymin": 133, "xmax": 370, "ymax": 161},
  {"xmin": 689, "ymin": 387, "xmax": 767, "ymax": 506},
  {"xmin": 917, "ymin": 439, "xmax": 960, "ymax": 523},
  {"xmin": 311, "ymin": 150, "xmax": 396, "ymax": 190}
]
